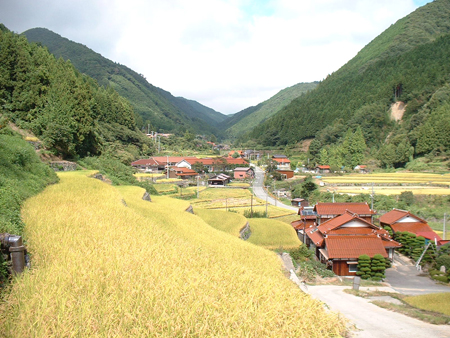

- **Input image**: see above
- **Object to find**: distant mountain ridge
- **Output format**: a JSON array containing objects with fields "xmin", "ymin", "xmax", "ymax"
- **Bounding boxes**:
[
  {"xmin": 222, "ymin": 82, "xmax": 318, "ymax": 139},
  {"xmin": 245, "ymin": 0, "xmax": 450, "ymax": 151},
  {"xmin": 23, "ymin": 28, "xmax": 227, "ymax": 136}
]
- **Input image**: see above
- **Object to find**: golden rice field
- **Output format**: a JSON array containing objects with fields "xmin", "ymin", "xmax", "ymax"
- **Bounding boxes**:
[
  {"xmin": 403, "ymin": 293, "xmax": 450, "ymax": 316},
  {"xmin": 247, "ymin": 218, "xmax": 301, "ymax": 250},
  {"xmin": 320, "ymin": 172, "xmax": 450, "ymax": 195},
  {"xmin": 191, "ymin": 187, "xmax": 266, "ymax": 208},
  {"xmin": 134, "ymin": 173, "xmax": 165, "ymax": 181},
  {"xmin": 329, "ymin": 186, "xmax": 450, "ymax": 196},
  {"xmin": 321, "ymin": 172, "xmax": 450, "ymax": 185},
  {"xmin": 228, "ymin": 182, "xmax": 251, "ymax": 187},
  {"xmin": 0, "ymin": 171, "xmax": 346, "ymax": 337},
  {"xmin": 153, "ymin": 183, "xmax": 178, "ymax": 194},
  {"xmin": 229, "ymin": 205, "xmax": 296, "ymax": 218},
  {"xmin": 194, "ymin": 208, "xmax": 248, "ymax": 237}
]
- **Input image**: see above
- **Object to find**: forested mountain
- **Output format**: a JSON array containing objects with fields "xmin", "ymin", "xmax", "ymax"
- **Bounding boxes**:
[
  {"xmin": 223, "ymin": 82, "xmax": 318, "ymax": 139},
  {"xmin": 243, "ymin": 0, "xmax": 450, "ymax": 168},
  {"xmin": 23, "ymin": 28, "xmax": 227, "ymax": 137},
  {"xmin": 0, "ymin": 25, "xmax": 154, "ymax": 160}
]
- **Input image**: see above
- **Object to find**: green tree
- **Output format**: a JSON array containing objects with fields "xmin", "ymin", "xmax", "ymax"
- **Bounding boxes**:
[{"xmin": 356, "ymin": 254, "xmax": 371, "ymax": 279}]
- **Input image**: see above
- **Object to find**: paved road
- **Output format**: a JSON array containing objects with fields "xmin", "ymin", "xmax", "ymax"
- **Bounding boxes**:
[
  {"xmin": 385, "ymin": 258, "xmax": 450, "ymax": 295},
  {"xmin": 252, "ymin": 166, "xmax": 298, "ymax": 212},
  {"xmin": 308, "ymin": 285, "xmax": 450, "ymax": 338}
]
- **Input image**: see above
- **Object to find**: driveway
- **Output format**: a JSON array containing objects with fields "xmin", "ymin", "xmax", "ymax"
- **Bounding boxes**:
[
  {"xmin": 385, "ymin": 259, "xmax": 450, "ymax": 295},
  {"xmin": 252, "ymin": 166, "xmax": 298, "ymax": 212},
  {"xmin": 308, "ymin": 285, "xmax": 450, "ymax": 338}
]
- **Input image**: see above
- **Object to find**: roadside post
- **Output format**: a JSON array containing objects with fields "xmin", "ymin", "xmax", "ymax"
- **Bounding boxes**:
[{"xmin": 353, "ymin": 276, "xmax": 361, "ymax": 291}]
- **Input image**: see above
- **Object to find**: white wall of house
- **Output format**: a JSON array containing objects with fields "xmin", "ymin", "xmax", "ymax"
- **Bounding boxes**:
[
  {"xmin": 341, "ymin": 220, "xmax": 369, "ymax": 228},
  {"xmin": 397, "ymin": 215, "xmax": 421, "ymax": 223},
  {"xmin": 175, "ymin": 160, "xmax": 192, "ymax": 169}
]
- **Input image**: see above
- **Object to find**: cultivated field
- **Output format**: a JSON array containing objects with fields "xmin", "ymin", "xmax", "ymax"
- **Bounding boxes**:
[
  {"xmin": 0, "ymin": 171, "xmax": 346, "ymax": 337},
  {"xmin": 191, "ymin": 187, "xmax": 266, "ymax": 209},
  {"xmin": 194, "ymin": 208, "xmax": 248, "ymax": 237},
  {"xmin": 404, "ymin": 293, "xmax": 450, "ymax": 316},
  {"xmin": 247, "ymin": 218, "xmax": 301, "ymax": 250},
  {"xmin": 320, "ymin": 172, "xmax": 450, "ymax": 195}
]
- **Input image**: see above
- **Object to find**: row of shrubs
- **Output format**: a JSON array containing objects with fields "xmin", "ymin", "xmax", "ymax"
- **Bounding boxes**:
[{"xmin": 357, "ymin": 254, "xmax": 388, "ymax": 281}]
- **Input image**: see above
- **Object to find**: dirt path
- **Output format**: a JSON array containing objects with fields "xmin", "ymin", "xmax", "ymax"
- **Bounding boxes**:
[{"xmin": 308, "ymin": 285, "xmax": 450, "ymax": 337}]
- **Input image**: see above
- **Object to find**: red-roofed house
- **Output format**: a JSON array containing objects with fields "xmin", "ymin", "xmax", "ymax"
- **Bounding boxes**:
[
  {"xmin": 233, "ymin": 167, "xmax": 254, "ymax": 179},
  {"xmin": 379, "ymin": 209, "xmax": 445, "ymax": 245},
  {"xmin": 295, "ymin": 210, "xmax": 400, "ymax": 276},
  {"xmin": 314, "ymin": 202, "xmax": 375, "ymax": 224},
  {"xmin": 131, "ymin": 158, "xmax": 164, "ymax": 172},
  {"xmin": 168, "ymin": 167, "xmax": 199, "ymax": 179},
  {"xmin": 316, "ymin": 165, "xmax": 331, "ymax": 173},
  {"xmin": 272, "ymin": 157, "xmax": 291, "ymax": 170},
  {"xmin": 354, "ymin": 165, "xmax": 368, "ymax": 173}
]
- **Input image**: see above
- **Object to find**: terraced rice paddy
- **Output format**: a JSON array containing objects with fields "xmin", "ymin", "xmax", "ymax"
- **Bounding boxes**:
[
  {"xmin": 194, "ymin": 208, "xmax": 248, "ymax": 237},
  {"xmin": 247, "ymin": 218, "xmax": 301, "ymax": 250},
  {"xmin": 320, "ymin": 172, "xmax": 450, "ymax": 195},
  {"xmin": 0, "ymin": 171, "xmax": 346, "ymax": 337}
]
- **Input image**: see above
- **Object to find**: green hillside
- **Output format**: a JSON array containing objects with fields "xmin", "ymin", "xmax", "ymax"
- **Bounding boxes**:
[
  {"xmin": 223, "ymin": 82, "xmax": 318, "ymax": 139},
  {"xmin": 0, "ymin": 123, "xmax": 58, "ymax": 236},
  {"xmin": 244, "ymin": 0, "xmax": 450, "ymax": 167},
  {"xmin": 0, "ymin": 27, "xmax": 154, "ymax": 161},
  {"xmin": 23, "ymin": 28, "xmax": 226, "ymax": 137}
]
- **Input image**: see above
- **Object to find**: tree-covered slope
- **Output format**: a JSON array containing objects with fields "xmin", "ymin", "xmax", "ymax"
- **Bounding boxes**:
[
  {"xmin": 0, "ymin": 27, "xmax": 154, "ymax": 160},
  {"xmin": 223, "ymin": 82, "xmax": 318, "ymax": 139},
  {"xmin": 0, "ymin": 122, "xmax": 58, "ymax": 236},
  {"xmin": 245, "ymin": 0, "xmax": 450, "ymax": 151},
  {"xmin": 23, "ymin": 28, "xmax": 226, "ymax": 136}
]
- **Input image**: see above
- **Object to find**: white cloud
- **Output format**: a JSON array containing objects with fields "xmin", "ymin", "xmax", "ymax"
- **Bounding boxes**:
[{"xmin": 0, "ymin": 0, "xmax": 426, "ymax": 114}]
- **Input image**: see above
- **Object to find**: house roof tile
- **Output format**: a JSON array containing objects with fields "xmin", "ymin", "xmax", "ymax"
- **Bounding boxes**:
[
  {"xmin": 272, "ymin": 158, "xmax": 291, "ymax": 163},
  {"xmin": 131, "ymin": 158, "xmax": 160, "ymax": 166},
  {"xmin": 379, "ymin": 209, "xmax": 426, "ymax": 225},
  {"xmin": 325, "ymin": 235, "xmax": 388, "ymax": 259},
  {"xmin": 315, "ymin": 202, "xmax": 374, "ymax": 216},
  {"xmin": 305, "ymin": 227, "xmax": 324, "ymax": 246},
  {"xmin": 389, "ymin": 222, "xmax": 435, "ymax": 235}
]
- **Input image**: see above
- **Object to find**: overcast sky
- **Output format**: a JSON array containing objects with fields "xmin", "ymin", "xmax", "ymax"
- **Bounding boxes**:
[{"xmin": 0, "ymin": 0, "xmax": 432, "ymax": 115}]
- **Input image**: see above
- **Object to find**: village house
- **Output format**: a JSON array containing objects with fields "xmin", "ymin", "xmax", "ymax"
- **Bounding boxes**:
[
  {"xmin": 168, "ymin": 167, "xmax": 199, "ymax": 180},
  {"xmin": 208, "ymin": 174, "xmax": 231, "ymax": 186},
  {"xmin": 271, "ymin": 155, "xmax": 291, "ymax": 170},
  {"xmin": 379, "ymin": 209, "xmax": 448, "ymax": 246},
  {"xmin": 354, "ymin": 165, "xmax": 368, "ymax": 173},
  {"xmin": 298, "ymin": 210, "xmax": 401, "ymax": 276},
  {"xmin": 316, "ymin": 165, "xmax": 331, "ymax": 173},
  {"xmin": 291, "ymin": 198, "xmax": 309, "ymax": 207},
  {"xmin": 291, "ymin": 202, "xmax": 400, "ymax": 276},
  {"xmin": 233, "ymin": 167, "xmax": 254, "ymax": 179},
  {"xmin": 276, "ymin": 169, "xmax": 294, "ymax": 179}
]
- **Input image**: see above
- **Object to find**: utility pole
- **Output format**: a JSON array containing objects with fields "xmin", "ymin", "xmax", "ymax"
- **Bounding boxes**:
[
  {"xmin": 197, "ymin": 176, "xmax": 199, "ymax": 199},
  {"xmin": 166, "ymin": 155, "xmax": 169, "ymax": 179},
  {"xmin": 371, "ymin": 182, "xmax": 375, "ymax": 210},
  {"xmin": 251, "ymin": 195, "xmax": 253, "ymax": 218},
  {"xmin": 444, "ymin": 213, "xmax": 447, "ymax": 240},
  {"xmin": 266, "ymin": 195, "xmax": 268, "ymax": 217}
]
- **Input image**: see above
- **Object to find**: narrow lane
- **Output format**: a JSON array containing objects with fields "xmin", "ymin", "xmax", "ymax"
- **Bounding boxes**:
[
  {"xmin": 252, "ymin": 166, "xmax": 298, "ymax": 212},
  {"xmin": 308, "ymin": 285, "xmax": 450, "ymax": 338}
]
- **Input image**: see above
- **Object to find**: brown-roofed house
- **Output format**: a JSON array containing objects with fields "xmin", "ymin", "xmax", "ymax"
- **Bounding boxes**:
[
  {"xmin": 379, "ymin": 208, "xmax": 444, "ymax": 245},
  {"xmin": 294, "ymin": 210, "xmax": 400, "ymax": 276}
]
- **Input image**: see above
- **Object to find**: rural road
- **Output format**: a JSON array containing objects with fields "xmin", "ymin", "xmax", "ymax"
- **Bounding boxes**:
[
  {"xmin": 252, "ymin": 166, "xmax": 298, "ymax": 212},
  {"xmin": 386, "ymin": 263, "xmax": 450, "ymax": 295},
  {"xmin": 308, "ymin": 285, "xmax": 450, "ymax": 338}
]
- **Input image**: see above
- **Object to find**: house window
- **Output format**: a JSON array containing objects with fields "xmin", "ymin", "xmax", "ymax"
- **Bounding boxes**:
[{"xmin": 348, "ymin": 263, "xmax": 358, "ymax": 273}]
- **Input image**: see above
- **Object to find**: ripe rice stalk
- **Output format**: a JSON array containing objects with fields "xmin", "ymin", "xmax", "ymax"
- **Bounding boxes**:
[{"xmin": 0, "ymin": 171, "xmax": 346, "ymax": 337}]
